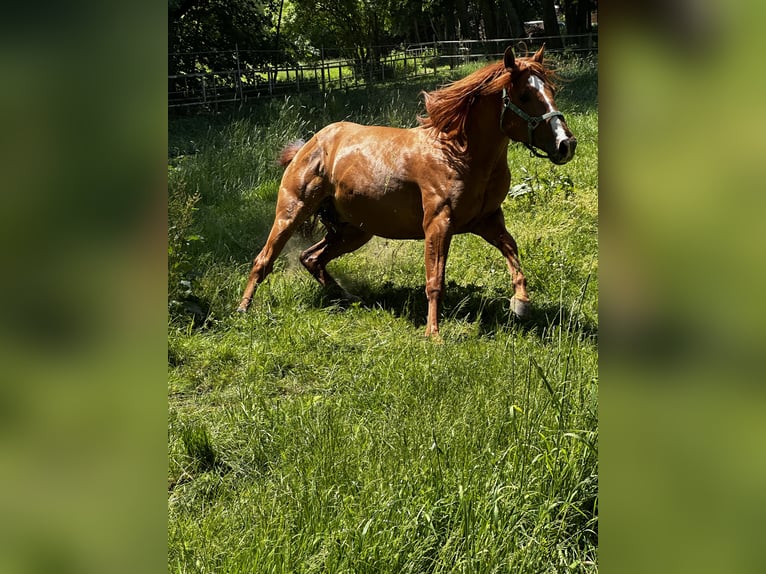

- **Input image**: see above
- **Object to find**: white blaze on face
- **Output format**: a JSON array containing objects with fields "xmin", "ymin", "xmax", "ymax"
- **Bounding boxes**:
[{"xmin": 528, "ymin": 75, "xmax": 569, "ymax": 147}]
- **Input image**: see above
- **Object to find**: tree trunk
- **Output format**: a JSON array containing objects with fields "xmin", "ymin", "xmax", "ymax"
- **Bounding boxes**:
[
  {"xmin": 444, "ymin": 0, "xmax": 456, "ymax": 41},
  {"xmin": 455, "ymin": 0, "xmax": 470, "ymax": 39},
  {"xmin": 274, "ymin": 0, "xmax": 284, "ymax": 65},
  {"xmin": 541, "ymin": 0, "xmax": 563, "ymax": 48},
  {"xmin": 564, "ymin": 0, "xmax": 587, "ymax": 35},
  {"xmin": 576, "ymin": 0, "xmax": 591, "ymax": 35},
  {"xmin": 479, "ymin": 0, "xmax": 498, "ymax": 39},
  {"xmin": 503, "ymin": 0, "xmax": 524, "ymax": 39}
]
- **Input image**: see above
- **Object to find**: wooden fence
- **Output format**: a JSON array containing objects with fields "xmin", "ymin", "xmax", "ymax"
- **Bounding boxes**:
[{"xmin": 168, "ymin": 35, "xmax": 597, "ymax": 110}]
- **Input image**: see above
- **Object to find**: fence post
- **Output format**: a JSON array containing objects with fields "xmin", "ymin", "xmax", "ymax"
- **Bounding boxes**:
[
  {"xmin": 234, "ymin": 44, "xmax": 243, "ymax": 107},
  {"xmin": 321, "ymin": 46, "xmax": 326, "ymax": 94}
]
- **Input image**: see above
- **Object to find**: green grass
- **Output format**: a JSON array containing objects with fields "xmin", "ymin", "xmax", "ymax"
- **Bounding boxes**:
[{"xmin": 169, "ymin": 55, "xmax": 598, "ymax": 573}]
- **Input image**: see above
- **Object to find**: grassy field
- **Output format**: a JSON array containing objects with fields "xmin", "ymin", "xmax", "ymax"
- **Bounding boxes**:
[{"xmin": 168, "ymin": 54, "xmax": 598, "ymax": 573}]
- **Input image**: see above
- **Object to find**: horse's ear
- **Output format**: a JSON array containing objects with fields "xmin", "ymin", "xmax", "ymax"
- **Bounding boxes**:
[
  {"xmin": 503, "ymin": 46, "xmax": 517, "ymax": 71},
  {"xmin": 533, "ymin": 44, "xmax": 545, "ymax": 63}
]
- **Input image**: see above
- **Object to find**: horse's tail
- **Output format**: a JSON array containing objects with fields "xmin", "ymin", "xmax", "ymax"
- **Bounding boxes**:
[{"xmin": 278, "ymin": 139, "xmax": 306, "ymax": 167}]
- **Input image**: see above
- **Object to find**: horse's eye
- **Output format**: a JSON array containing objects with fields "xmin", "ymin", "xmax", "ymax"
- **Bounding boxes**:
[{"xmin": 520, "ymin": 92, "xmax": 531, "ymax": 104}]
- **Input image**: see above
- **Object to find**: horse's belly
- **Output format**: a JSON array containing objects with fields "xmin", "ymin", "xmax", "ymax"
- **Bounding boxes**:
[{"xmin": 333, "ymin": 186, "xmax": 425, "ymax": 240}]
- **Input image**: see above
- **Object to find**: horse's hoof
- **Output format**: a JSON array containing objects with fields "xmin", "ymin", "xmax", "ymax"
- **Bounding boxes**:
[
  {"xmin": 342, "ymin": 290, "xmax": 362, "ymax": 304},
  {"xmin": 328, "ymin": 286, "xmax": 362, "ymax": 305},
  {"xmin": 510, "ymin": 297, "xmax": 530, "ymax": 318},
  {"xmin": 236, "ymin": 306, "xmax": 248, "ymax": 313}
]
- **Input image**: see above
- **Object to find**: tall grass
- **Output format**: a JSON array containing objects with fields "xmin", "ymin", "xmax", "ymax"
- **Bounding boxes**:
[{"xmin": 168, "ymin": 55, "xmax": 598, "ymax": 573}]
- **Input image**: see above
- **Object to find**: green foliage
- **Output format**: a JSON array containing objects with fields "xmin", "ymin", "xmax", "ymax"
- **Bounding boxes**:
[
  {"xmin": 168, "ymin": 58, "xmax": 598, "ymax": 572},
  {"xmin": 169, "ymin": 1, "xmax": 597, "ymax": 78},
  {"xmin": 169, "ymin": 0, "xmax": 273, "ymax": 72},
  {"xmin": 284, "ymin": 0, "xmax": 394, "ymax": 61},
  {"xmin": 168, "ymin": 161, "xmax": 202, "ymax": 317}
]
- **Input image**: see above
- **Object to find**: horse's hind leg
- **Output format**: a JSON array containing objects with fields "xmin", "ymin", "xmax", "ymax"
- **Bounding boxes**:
[
  {"xmin": 299, "ymin": 222, "xmax": 372, "ymax": 299},
  {"xmin": 472, "ymin": 209, "xmax": 531, "ymax": 317},
  {"xmin": 237, "ymin": 178, "xmax": 325, "ymax": 312}
]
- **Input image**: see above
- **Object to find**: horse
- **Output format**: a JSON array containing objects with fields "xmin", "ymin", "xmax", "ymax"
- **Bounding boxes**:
[{"xmin": 237, "ymin": 45, "xmax": 576, "ymax": 337}]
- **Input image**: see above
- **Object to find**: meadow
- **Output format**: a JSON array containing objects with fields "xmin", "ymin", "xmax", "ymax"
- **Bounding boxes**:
[{"xmin": 168, "ymin": 54, "xmax": 598, "ymax": 573}]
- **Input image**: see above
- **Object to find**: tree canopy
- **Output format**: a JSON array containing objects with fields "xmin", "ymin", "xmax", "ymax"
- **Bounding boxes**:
[{"xmin": 169, "ymin": 0, "xmax": 597, "ymax": 71}]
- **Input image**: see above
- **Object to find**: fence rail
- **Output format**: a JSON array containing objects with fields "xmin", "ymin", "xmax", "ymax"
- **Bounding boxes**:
[{"xmin": 168, "ymin": 35, "xmax": 597, "ymax": 110}]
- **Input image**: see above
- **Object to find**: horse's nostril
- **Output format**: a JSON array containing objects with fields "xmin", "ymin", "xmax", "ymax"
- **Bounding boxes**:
[{"xmin": 559, "ymin": 138, "xmax": 577, "ymax": 156}]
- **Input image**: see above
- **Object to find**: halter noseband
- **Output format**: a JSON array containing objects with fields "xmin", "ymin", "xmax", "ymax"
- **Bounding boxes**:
[{"xmin": 500, "ymin": 86, "xmax": 565, "ymax": 159}]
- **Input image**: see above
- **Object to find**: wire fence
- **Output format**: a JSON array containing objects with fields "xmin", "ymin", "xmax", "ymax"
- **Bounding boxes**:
[{"xmin": 168, "ymin": 35, "xmax": 597, "ymax": 111}]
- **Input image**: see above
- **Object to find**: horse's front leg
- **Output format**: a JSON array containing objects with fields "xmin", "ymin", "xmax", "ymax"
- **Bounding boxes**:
[
  {"xmin": 472, "ymin": 209, "xmax": 530, "ymax": 317},
  {"xmin": 423, "ymin": 207, "xmax": 453, "ymax": 338}
]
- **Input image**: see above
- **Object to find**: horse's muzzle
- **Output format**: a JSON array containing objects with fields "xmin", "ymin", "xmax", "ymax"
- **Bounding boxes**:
[{"xmin": 553, "ymin": 137, "xmax": 577, "ymax": 165}]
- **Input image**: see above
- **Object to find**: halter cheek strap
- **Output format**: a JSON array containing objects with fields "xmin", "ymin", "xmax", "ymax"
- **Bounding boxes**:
[{"xmin": 500, "ymin": 87, "xmax": 565, "ymax": 159}]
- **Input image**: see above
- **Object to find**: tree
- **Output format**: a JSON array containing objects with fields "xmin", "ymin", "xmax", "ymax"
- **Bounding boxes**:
[
  {"xmin": 502, "ymin": 0, "xmax": 525, "ymax": 38},
  {"xmin": 485, "ymin": 0, "xmax": 527, "ymax": 39},
  {"xmin": 561, "ymin": 0, "xmax": 596, "ymax": 41},
  {"xmin": 167, "ymin": 0, "xmax": 594, "ymax": 77},
  {"xmin": 283, "ymin": 0, "xmax": 397, "ymax": 63},
  {"xmin": 169, "ymin": 0, "xmax": 273, "ymax": 74},
  {"xmin": 412, "ymin": 0, "xmax": 534, "ymax": 43},
  {"xmin": 540, "ymin": 0, "xmax": 562, "ymax": 48}
]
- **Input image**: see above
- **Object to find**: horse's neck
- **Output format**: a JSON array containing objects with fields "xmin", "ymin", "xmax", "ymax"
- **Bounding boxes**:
[{"xmin": 464, "ymin": 94, "xmax": 510, "ymax": 168}]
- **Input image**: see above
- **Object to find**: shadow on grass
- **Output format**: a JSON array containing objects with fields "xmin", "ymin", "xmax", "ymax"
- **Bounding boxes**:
[{"xmin": 311, "ymin": 279, "xmax": 598, "ymax": 341}]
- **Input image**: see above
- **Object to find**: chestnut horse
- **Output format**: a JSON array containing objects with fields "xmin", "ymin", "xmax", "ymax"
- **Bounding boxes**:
[{"xmin": 237, "ymin": 46, "xmax": 576, "ymax": 336}]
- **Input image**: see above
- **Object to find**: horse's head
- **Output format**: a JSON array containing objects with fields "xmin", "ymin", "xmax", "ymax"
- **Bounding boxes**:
[{"xmin": 500, "ymin": 46, "xmax": 577, "ymax": 165}]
